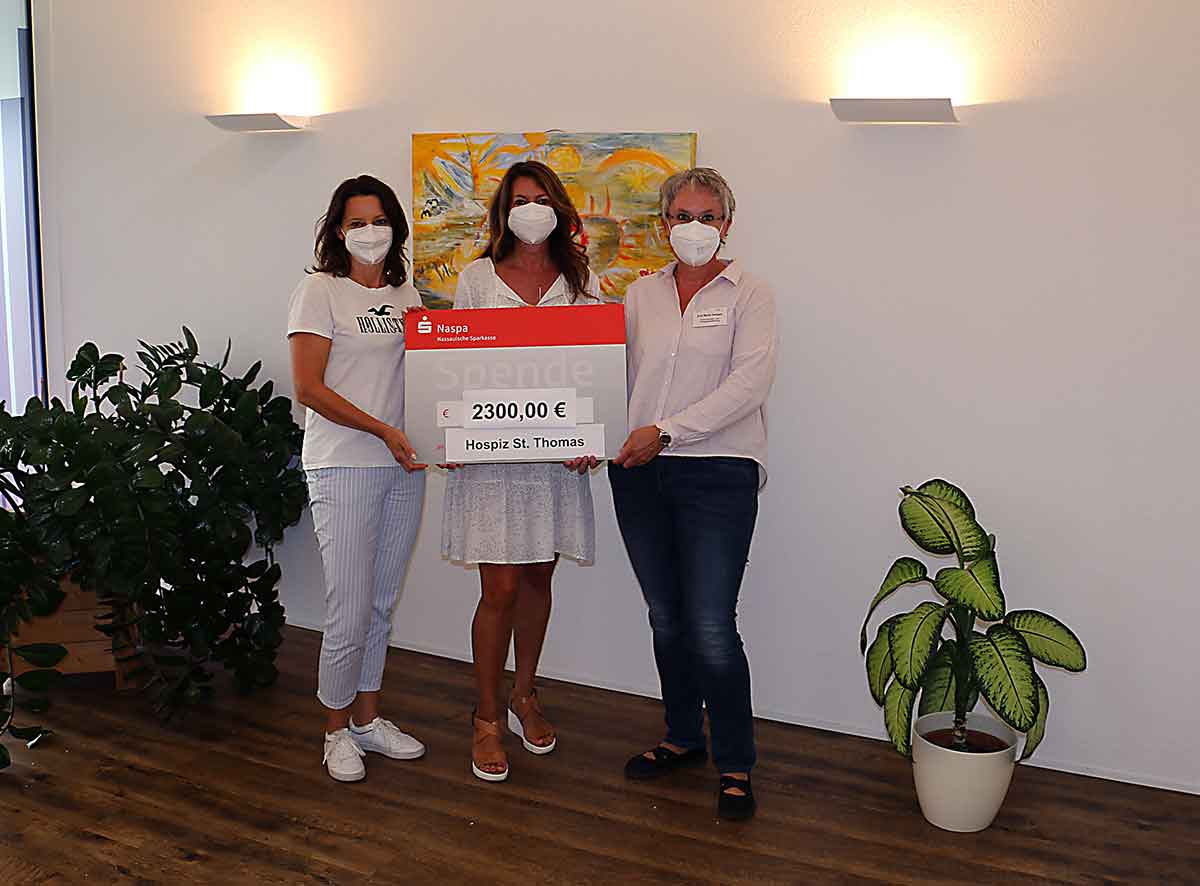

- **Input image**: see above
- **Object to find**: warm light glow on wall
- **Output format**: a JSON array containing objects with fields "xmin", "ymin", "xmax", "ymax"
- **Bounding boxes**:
[
  {"xmin": 840, "ymin": 26, "xmax": 972, "ymax": 105},
  {"xmin": 239, "ymin": 55, "xmax": 323, "ymax": 116}
]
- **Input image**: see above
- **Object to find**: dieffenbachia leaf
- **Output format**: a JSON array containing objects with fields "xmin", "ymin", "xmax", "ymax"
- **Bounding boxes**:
[
  {"xmin": 1005, "ymin": 610, "xmax": 1086, "ymax": 672},
  {"xmin": 860, "ymin": 557, "xmax": 928, "ymax": 651},
  {"xmin": 917, "ymin": 640, "xmax": 979, "ymax": 717},
  {"xmin": 889, "ymin": 602, "xmax": 948, "ymax": 690},
  {"xmin": 918, "ymin": 643, "xmax": 955, "ymax": 716},
  {"xmin": 968, "ymin": 625, "xmax": 1039, "ymax": 732},
  {"xmin": 934, "ymin": 555, "xmax": 1005, "ymax": 620},
  {"xmin": 865, "ymin": 616, "xmax": 900, "ymax": 706},
  {"xmin": 916, "ymin": 479, "xmax": 975, "ymax": 517},
  {"xmin": 884, "ymin": 678, "xmax": 917, "ymax": 757},
  {"xmin": 899, "ymin": 483, "xmax": 990, "ymax": 560},
  {"xmin": 1020, "ymin": 674, "xmax": 1050, "ymax": 761}
]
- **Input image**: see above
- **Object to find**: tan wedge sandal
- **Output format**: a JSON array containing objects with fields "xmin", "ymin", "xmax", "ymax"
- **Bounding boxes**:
[
  {"xmin": 471, "ymin": 711, "xmax": 509, "ymax": 782},
  {"xmin": 507, "ymin": 688, "xmax": 557, "ymax": 755}
]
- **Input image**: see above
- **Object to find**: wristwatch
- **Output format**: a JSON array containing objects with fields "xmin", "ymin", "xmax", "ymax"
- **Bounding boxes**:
[{"xmin": 656, "ymin": 426, "xmax": 672, "ymax": 448}]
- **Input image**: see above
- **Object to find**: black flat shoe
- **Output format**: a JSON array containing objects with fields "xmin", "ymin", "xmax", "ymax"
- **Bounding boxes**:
[
  {"xmin": 717, "ymin": 775, "xmax": 756, "ymax": 821},
  {"xmin": 624, "ymin": 745, "xmax": 708, "ymax": 781}
]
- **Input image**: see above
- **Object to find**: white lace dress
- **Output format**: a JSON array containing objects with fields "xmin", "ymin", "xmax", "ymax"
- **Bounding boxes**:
[{"xmin": 441, "ymin": 258, "xmax": 600, "ymax": 564}]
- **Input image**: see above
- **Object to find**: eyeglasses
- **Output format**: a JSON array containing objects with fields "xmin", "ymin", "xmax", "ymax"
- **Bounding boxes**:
[{"xmin": 665, "ymin": 212, "xmax": 725, "ymax": 226}]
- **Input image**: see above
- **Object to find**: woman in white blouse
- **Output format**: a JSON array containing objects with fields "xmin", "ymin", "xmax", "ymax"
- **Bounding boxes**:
[
  {"xmin": 610, "ymin": 168, "xmax": 777, "ymax": 821},
  {"xmin": 443, "ymin": 161, "xmax": 601, "ymax": 783}
]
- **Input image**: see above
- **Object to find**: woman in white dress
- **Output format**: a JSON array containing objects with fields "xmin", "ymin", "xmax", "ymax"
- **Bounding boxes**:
[{"xmin": 443, "ymin": 161, "xmax": 600, "ymax": 783}]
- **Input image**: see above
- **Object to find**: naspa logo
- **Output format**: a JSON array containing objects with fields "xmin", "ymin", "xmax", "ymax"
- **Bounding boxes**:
[{"xmin": 416, "ymin": 314, "xmax": 433, "ymax": 334}]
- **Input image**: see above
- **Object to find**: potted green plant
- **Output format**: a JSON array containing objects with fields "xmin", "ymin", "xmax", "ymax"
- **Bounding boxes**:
[
  {"xmin": 859, "ymin": 479, "xmax": 1087, "ymax": 832},
  {"xmin": 1, "ymin": 403, "xmax": 73, "ymax": 766},
  {"xmin": 6, "ymin": 328, "xmax": 306, "ymax": 724}
]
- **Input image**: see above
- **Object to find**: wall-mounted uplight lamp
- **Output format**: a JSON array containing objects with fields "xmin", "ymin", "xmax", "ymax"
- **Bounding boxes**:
[
  {"xmin": 830, "ymin": 29, "xmax": 966, "ymax": 124},
  {"xmin": 830, "ymin": 97, "xmax": 956, "ymax": 124},
  {"xmin": 206, "ymin": 112, "xmax": 311, "ymax": 132},
  {"xmin": 207, "ymin": 55, "xmax": 322, "ymax": 133}
]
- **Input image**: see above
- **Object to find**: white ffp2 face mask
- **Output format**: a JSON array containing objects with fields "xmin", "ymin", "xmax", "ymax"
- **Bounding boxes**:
[
  {"xmin": 669, "ymin": 221, "xmax": 722, "ymax": 267},
  {"xmin": 344, "ymin": 224, "xmax": 393, "ymax": 265},
  {"xmin": 508, "ymin": 202, "xmax": 558, "ymax": 245}
]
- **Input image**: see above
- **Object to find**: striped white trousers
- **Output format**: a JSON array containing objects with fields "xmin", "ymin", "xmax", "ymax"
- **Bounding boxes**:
[{"xmin": 306, "ymin": 466, "xmax": 425, "ymax": 710}]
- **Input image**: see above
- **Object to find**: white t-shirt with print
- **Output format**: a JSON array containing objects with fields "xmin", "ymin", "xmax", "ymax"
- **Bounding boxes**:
[{"xmin": 286, "ymin": 272, "xmax": 422, "ymax": 469}]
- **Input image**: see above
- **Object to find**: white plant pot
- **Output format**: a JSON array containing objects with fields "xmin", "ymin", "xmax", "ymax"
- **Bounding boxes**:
[{"xmin": 911, "ymin": 711, "xmax": 1018, "ymax": 833}]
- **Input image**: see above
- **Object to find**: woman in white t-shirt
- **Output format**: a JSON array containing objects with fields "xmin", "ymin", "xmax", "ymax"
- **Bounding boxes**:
[
  {"xmin": 287, "ymin": 175, "xmax": 428, "ymax": 783},
  {"xmin": 443, "ymin": 161, "xmax": 601, "ymax": 783}
]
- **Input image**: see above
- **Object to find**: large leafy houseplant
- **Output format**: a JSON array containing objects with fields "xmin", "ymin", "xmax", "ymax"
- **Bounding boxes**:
[
  {"xmin": 860, "ymin": 480, "xmax": 1087, "ymax": 758},
  {"xmin": 3, "ymin": 327, "xmax": 306, "ymax": 728},
  {"xmin": 0, "ymin": 408, "xmax": 69, "ymax": 768}
]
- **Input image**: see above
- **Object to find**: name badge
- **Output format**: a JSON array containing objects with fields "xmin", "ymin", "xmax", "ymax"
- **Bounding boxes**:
[{"xmin": 693, "ymin": 306, "xmax": 728, "ymax": 328}]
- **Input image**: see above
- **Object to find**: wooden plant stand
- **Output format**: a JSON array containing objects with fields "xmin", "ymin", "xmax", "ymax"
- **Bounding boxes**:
[{"xmin": 6, "ymin": 579, "xmax": 130, "ymax": 689}]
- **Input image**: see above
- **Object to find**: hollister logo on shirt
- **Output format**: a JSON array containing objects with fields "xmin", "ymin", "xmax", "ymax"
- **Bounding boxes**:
[{"xmin": 357, "ymin": 305, "xmax": 404, "ymax": 334}]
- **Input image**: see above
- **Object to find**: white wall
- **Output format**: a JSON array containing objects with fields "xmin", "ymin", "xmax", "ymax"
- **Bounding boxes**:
[{"xmin": 32, "ymin": 0, "xmax": 1200, "ymax": 793}]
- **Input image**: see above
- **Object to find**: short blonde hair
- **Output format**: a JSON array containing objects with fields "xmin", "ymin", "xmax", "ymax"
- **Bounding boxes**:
[{"xmin": 659, "ymin": 167, "xmax": 736, "ymax": 219}]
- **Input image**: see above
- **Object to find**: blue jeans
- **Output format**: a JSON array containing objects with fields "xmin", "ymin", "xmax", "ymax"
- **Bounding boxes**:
[{"xmin": 609, "ymin": 456, "xmax": 759, "ymax": 773}]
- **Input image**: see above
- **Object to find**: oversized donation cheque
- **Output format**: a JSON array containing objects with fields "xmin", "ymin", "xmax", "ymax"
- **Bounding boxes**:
[{"xmin": 404, "ymin": 304, "xmax": 627, "ymax": 464}]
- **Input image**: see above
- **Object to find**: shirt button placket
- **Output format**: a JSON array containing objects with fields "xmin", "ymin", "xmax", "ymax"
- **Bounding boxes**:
[{"xmin": 657, "ymin": 331, "xmax": 681, "ymax": 417}]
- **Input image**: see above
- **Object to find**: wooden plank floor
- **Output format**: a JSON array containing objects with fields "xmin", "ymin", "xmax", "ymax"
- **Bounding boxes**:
[{"xmin": 2, "ymin": 626, "xmax": 1197, "ymax": 885}]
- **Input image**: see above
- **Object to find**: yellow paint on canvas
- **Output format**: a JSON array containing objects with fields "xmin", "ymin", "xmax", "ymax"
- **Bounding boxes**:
[{"xmin": 412, "ymin": 131, "xmax": 697, "ymax": 307}]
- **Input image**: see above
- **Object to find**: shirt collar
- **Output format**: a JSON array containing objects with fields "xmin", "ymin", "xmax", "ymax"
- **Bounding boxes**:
[
  {"xmin": 717, "ymin": 259, "xmax": 743, "ymax": 285},
  {"xmin": 655, "ymin": 258, "xmax": 742, "ymax": 286}
]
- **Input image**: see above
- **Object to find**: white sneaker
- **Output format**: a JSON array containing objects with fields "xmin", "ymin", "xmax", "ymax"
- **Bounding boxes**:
[
  {"xmin": 350, "ymin": 717, "xmax": 426, "ymax": 760},
  {"xmin": 323, "ymin": 729, "xmax": 366, "ymax": 782}
]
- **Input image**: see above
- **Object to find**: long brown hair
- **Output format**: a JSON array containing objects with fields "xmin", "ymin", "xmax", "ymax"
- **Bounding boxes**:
[
  {"xmin": 482, "ymin": 161, "xmax": 590, "ymax": 299},
  {"xmin": 309, "ymin": 175, "xmax": 410, "ymax": 287}
]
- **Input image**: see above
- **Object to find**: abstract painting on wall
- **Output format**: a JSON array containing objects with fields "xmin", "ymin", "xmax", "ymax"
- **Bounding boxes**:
[{"xmin": 412, "ymin": 131, "xmax": 697, "ymax": 307}]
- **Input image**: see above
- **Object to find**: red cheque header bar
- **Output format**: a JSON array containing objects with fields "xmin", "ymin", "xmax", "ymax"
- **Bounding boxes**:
[{"xmin": 405, "ymin": 303, "xmax": 625, "ymax": 351}]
